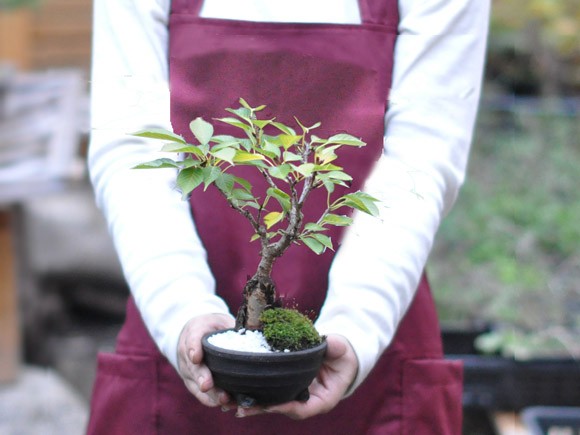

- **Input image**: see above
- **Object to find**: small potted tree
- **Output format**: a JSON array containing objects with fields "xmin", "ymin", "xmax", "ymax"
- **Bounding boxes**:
[{"xmin": 134, "ymin": 99, "xmax": 379, "ymax": 406}]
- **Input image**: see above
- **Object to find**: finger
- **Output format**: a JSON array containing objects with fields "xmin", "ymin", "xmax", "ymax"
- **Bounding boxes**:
[
  {"xmin": 182, "ymin": 354, "xmax": 216, "ymax": 393},
  {"xmin": 185, "ymin": 316, "xmax": 235, "ymax": 364},
  {"xmin": 265, "ymin": 395, "xmax": 329, "ymax": 420},
  {"xmin": 235, "ymin": 406, "xmax": 267, "ymax": 418},
  {"xmin": 325, "ymin": 335, "xmax": 348, "ymax": 360},
  {"xmin": 182, "ymin": 377, "xmax": 221, "ymax": 407},
  {"xmin": 182, "ymin": 372, "xmax": 233, "ymax": 408}
]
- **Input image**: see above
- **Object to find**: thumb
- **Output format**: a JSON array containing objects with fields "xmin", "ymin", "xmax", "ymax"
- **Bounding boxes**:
[{"xmin": 324, "ymin": 335, "xmax": 349, "ymax": 361}]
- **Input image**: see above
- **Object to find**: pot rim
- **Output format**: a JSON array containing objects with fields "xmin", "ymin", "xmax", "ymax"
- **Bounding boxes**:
[{"xmin": 202, "ymin": 328, "xmax": 327, "ymax": 359}]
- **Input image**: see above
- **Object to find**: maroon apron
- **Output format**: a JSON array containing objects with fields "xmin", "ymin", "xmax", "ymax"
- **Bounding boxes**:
[{"xmin": 87, "ymin": 0, "xmax": 463, "ymax": 433}]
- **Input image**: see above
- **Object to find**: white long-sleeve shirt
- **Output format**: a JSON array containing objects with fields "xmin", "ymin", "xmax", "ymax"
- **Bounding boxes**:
[{"xmin": 89, "ymin": 0, "xmax": 490, "ymax": 391}]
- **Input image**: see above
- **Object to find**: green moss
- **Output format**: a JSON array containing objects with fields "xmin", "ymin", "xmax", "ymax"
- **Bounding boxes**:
[{"xmin": 260, "ymin": 308, "xmax": 323, "ymax": 352}]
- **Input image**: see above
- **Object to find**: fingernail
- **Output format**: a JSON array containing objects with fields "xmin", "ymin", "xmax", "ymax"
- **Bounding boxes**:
[
  {"xmin": 221, "ymin": 406, "xmax": 229, "ymax": 413},
  {"xmin": 235, "ymin": 409, "xmax": 246, "ymax": 418},
  {"xmin": 188, "ymin": 349, "xmax": 195, "ymax": 361}
]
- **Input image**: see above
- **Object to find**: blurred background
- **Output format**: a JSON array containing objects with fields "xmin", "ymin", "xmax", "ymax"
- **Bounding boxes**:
[
  {"xmin": 432, "ymin": 0, "xmax": 580, "ymax": 361},
  {"xmin": 0, "ymin": 0, "xmax": 579, "ymax": 434}
]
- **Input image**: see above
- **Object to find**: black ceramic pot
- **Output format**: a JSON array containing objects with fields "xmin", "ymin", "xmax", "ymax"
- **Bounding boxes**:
[{"xmin": 202, "ymin": 329, "xmax": 327, "ymax": 407}]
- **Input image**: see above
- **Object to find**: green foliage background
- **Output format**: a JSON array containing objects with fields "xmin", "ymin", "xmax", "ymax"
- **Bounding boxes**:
[
  {"xmin": 0, "ymin": 0, "xmax": 38, "ymax": 9},
  {"xmin": 429, "ymin": 1, "xmax": 580, "ymax": 358}
]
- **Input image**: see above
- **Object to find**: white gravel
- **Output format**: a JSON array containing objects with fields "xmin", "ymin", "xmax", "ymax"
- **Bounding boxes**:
[{"xmin": 208, "ymin": 329, "xmax": 273, "ymax": 353}]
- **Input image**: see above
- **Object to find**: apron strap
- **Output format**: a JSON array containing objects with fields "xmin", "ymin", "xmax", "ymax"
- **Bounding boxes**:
[
  {"xmin": 359, "ymin": 0, "xmax": 399, "ymax": 28},
  {"xmin": 172, "ymin": 0, "xmax": 399, "ymax": 29}
]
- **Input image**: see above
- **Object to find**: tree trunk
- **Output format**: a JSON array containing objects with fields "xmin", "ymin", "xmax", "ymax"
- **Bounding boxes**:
[{"xmin": 235, "ymin": 274, "xmax": 277, "ymax": 330}]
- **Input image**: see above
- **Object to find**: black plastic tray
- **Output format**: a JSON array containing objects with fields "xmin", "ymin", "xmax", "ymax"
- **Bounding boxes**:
[
  {"xmin": 522, "ymin": 406, "xmax": 580, "ymax": 435},
  {"xmin": 448, "ymin": 356, "xmax": 580, "ymax": 410}
]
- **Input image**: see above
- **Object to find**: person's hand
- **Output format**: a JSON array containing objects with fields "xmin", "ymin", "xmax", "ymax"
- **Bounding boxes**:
[
  {"xmin": 236, "ymin": 334, "xmax": 358, "ymax": 419},
  {"xmin": 177, "ymin": 313, "xmax": 236, "ymax": 408}
]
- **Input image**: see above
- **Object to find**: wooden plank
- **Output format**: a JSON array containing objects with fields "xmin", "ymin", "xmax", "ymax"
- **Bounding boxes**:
[
  {"xmin": 0, "ymin": 9, "xmax": 33, "ymax": 70},
  {"xmin": 33, "ymin": 25, "xmax": 92, "ymax": 37},
  {"xmin": 33, "ymin": 9, "xmax": 92, "ymax": 28},
  {"xmin": 28, "ymin": 0, "xmax": 93, "ymax": 71},
  {"xmin": 34, "ymin": 38, "xmax": 92, "ymax": 53},
  {"xmin": 0, "ymin": 210, "xmax": 20, "ymax": 383},
  {"xmin": 31, "ymin": 51, "xmax": 91, "ymax": 70}
]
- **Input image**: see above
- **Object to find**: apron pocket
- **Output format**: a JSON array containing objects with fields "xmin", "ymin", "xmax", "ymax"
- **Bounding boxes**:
[
  {"xmin": 402, "ymin": 358, "xmax": 463, "ymax": 435},
  {"xmin": 86, "ymin": 352, "xmax": 158, "ymax": 435}
]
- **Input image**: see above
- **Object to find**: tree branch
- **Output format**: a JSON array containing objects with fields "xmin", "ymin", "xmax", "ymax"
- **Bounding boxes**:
[
  {"xmin": 215, "ymin": 185, "xmax": 260, "ymax": 232},
  {"xmin": 258, "ymin": 166, "xmax": 279, "ymax": 191}
]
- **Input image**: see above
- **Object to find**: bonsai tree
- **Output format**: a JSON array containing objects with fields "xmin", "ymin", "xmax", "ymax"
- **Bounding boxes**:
[{"xmin": 134, "ymin": 98, "xmax": 379, "ymax": 349}]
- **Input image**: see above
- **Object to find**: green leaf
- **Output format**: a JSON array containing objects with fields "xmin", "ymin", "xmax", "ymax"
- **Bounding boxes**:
[
  {"xmin": 233, "ymin": 176, "xmax": 252, "ymax": 192},
  {"xmin": 317, "ymin": 173, "xmax": 348, "ymax": 189},
  {"xmin": 202, "ymin": 166, "xmax": 221, "ymax": 189},
  {"xmin": 315, "ymin": 174, "xmax": 337, "ymax": 193},
  {"xmin": 322, "ymin": 213, "xmax": 353, "ymax": 227},
  {"xmin": 311, "ymin": 233, "xmax": 333, "ymax": 251},
  {"xmin": 268, "ymin": 164, "xmax": 292, "ymax": 180},
  {"xmin": 270, "ymin": 134, "xmax": 302, "ymax": 150},
  {"xmin": 198, "ymin": 143, "xmax": 210, "ymax": 155},
  {"xmin": 252, "ymin": 119, "xmax": 274, "ymax": 129},
  {"xmin": 176, "ymin": 167, "xmax": 204, "ymax": 197},
  {"xmin": 254, "ymin": 147, "xmax": 276, "ymax": 160},
  {"xmin": 131, "ymin": 128, "xmax": 186, "ymax": 144},
  {"xmin": 310, "ymin": 135, "xmax": 326, "ymax": 145},
  {"xmin": 210, "ymin": 134, "xmax": 239, "ymax": 144},
  {"xmin": 216, "ymin": 117, "xmax": 252, "ymax": 132},
  {"xmin": 161, "ymin": 143, "xmax": 196, "ymax": 153},
  {"xmin": 161, "ymin": 143, "xmax": 207, "ymax": 160},
  {"xmin": 295, "ymin": 163, "xmax": 316, "ymax": 177},
  {"xmin": 304, "ymin": 222, "xmax": 327, "ymax": 232},
  {"xmin": 232, "ymin": 150, "xmax": 265, "ymax": 163},
  {"xmin": 342, "ymin": 192, "xmax": 380, "ymax": 216},
  {"xmin": 302, "ymin": 237, "xmax": 325, "ymax": 255},
  {"xmin": 225, "ymin": 107, "xmax": 252, "ymax": 122},
  {"xmin": 238, "ymin": 98, "xmax": 266, "ymax": 112},
  {"xmin": 313, "ymin": 164, "xmax": 344, "ymax": 173},
  {"xmin": 182, "ymin": 157, "xmax": 202, "ymax": 168},
  {"xmin": 282, "ymin": 151, "xmax": 302, "ymax": 162},
  {"xmin": 294, "ymin": 117, "xmax": 308, "ymax": 133},
  {"xmin": 262, "ymin": 140, "xmax": 281, "ymax": 159},
  {"xmin": 327, "ymin": 133, "xmax": 366, "ymax": 147},
  {"xmin": 189, "ymin": 117, "xmax": 214, "ymax": 145},
  {"xmin": 211, "ymin": 147, "xmax": 237, "ymax": 164},
  {"xmin": 267, "ymin": 188, "xmax": 291, "ymax": 212},
  {"xmin": 250, "ymin": 233, "xmax": 261, "ymax": 242},
  {"xmin": 324, "ymin": 181, "xmax": 336, "ymax": 193},
  {"xmin": 133, "ymin": 158, "xmax": 180, "ymax": 169},
  {"xmin": 264, "ymin": 211, "xmax": 284, "ymax": 229},
  {"xmin": 238, "ymin": 138, "xmax": 253, "ymax": 151},
  {"xmin": 271, "ymin": 122, "xmax": 296, "ymax": 136},
  {"xmin": 315, "ymin": 145, "xmax": 340, "ymax": 164},
  {"xmin": 239, "ymin": 98, "xmax": 252, "ymax": 110},
  {"xmin": 214, "ymin": 172, "xmax": 235, "ymax": 194},
  {"xmin": 211, "ymin": 141, "xmax": 240, "ymax": 153},
  {"xmin": 326, "ymin": 170, "xmax": 353, "ymax": 181},
  {"xmin": 294, "ymin": 119, "xmax": 321, "ymax": 133},
  {"xmin": 231, "ymin": 189, "xmax": 256, "ymax": 201},
  {"xmin": 237, "ymin": 200, "xmax": 260, "ymax": 210}
]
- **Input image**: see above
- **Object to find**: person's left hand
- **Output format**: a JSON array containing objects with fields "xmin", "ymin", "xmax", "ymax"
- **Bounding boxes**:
[{"xmin": 234, "ymin": 334, "xmax": 358, "ymax": 419}]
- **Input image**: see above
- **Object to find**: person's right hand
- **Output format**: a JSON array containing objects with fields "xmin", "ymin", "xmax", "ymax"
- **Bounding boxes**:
[{"xmin": 177, "ymin": 313, "xmax": 236, "ymax": 408}]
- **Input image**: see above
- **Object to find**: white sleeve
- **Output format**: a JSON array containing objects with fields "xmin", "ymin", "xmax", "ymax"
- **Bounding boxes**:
[
  {"xmin": 315, "ymin": 0, "xmax": 491, "ymax": 391},
  {"xmin": 89, "ymin": 0, "xmax": 233, "ymax": 369}
]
